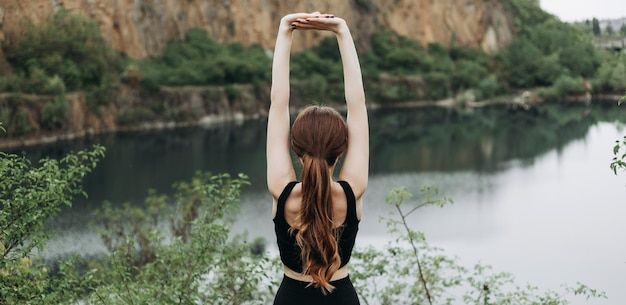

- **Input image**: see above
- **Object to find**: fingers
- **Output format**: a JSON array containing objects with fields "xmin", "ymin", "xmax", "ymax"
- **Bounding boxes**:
[{"xmin": 290, "ymin": 15, "xmax": 337, "ymax": 31}]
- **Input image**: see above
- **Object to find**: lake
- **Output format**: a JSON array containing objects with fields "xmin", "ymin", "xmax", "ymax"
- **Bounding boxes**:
[{"xmin": 9, "ymin": 102, "xmax": 626, "ymax": 304}]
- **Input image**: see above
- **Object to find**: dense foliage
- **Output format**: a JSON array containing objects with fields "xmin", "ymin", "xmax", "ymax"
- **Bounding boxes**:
[
  {"xmin": 137, "ymin": 29, "xmax": 271, "ymax": 90},
  {"xmin": 0, "ymin": 9, "xmax": 125, "ymax": 135},
  {"xmin": 0, "ymin": 145, "xmax": 105, "ymax": 304},
  {"xmin": 1, "ymin": 9, "xmax": 123, "ymax": 99}
]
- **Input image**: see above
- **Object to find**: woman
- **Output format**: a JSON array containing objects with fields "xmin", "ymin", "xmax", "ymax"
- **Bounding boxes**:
[{"xmin": 267, "ymin": 12, "xmax": 369, "ymax": 305}]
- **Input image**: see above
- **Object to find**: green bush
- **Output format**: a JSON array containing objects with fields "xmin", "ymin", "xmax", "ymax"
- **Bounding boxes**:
[
  {"xmin": 12, "ymin": 108, "xmax": 35, "ymax": 135},
  {"xmin": 451, "ymin": 59, "xmax": 489, "ymax": 91},
  {"xmin": 24, "ymin": 68, "xmax": 49, "ymax": 94},
  {"xmin": 501, "ymin": 38, "xmax": 543, "ymax": 88},
  {"xmin": 423, "ymin": 72, "xmax": 452, "ymax": 100},
  {"xmin": 138, "ymin": 29, "xmax": 271, "ymax": 89},
  {"xmin": 0, "ymin": 75, "xmax": 24, "ymax": 92},
  {"xmin": 42, "ymin": 75, "xmax": 67, "ymax": 95},
  {"xmin": 41, "ymin": 95, "xmax": 70, "ymax": 130},
  {"xmin": 291, "ymin": 49, "xmax": 341, "ymax": 82},
  {"xmin": 534, "ymin": 53, "xmax": 563, "ymax": 85},
  {"xmin": 475, "ymin": 74, "xmax": 505, "ymax": 100},
  {"xmin": 0, "ymin": 146, "xmax": 105, "ymax": 304},
  {"xmin": 80, "ymin": 172, "xmax": 277, "ymax": 304},
  {"xmin": 590, "ymin": 53, "xmax": 626, "ymax": 93},
  {"xmin": 552, "ymin": 75, "xmax": 586, "ymax": 96},
  {"xmin": 292, "ymin": 74, "xmax": 329, "ymax": 102},
  {"xmin": 2, "ymin": 9, "xmax": 123, "ymax": 95}
]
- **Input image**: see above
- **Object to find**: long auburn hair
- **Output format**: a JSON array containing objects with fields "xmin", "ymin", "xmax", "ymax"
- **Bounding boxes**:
[{"xmin": 290, "ymin": 105, "xmax": 348, "ymax": 293}]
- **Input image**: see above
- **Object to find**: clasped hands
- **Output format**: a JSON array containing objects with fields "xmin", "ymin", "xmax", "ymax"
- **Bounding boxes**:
[{"xmin": 281, "ymin": 12, "xmax": 347, "ymax": 34}]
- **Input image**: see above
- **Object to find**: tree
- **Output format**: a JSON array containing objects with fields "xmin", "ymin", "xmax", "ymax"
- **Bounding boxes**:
[
  {"xmin": 0, "ymin": 145, "xmax": 105, "ymax": 304},
  {"xmin": 620, "ymin": 24, "xmax": 626, "ymax": 36},
  {"xmin": 592, "ymin": 18, "xmax": 601, "ymax": 36},
  {"xmin": 606, "ymin": 24, "xmax": 615, "ymax": 36}
]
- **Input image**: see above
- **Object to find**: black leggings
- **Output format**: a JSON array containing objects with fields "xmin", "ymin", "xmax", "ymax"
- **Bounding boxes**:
[{"xmin": 273, "ymin": 275, "xmax": 360, "ymax": 305}]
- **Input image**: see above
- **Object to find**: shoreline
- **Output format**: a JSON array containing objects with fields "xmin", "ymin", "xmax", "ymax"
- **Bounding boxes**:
[{"xmin": 1, "ymin": 93, "xmax": 622, "ymax": 150}]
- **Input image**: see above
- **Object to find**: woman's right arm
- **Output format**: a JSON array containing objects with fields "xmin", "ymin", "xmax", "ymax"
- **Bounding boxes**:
[
  {"xmin": 267, "ymin": 13, "xmax": 329, "ymax": 198},
  {"xmin": 294, "ymin": 17, "xmax": 369, "ymax": 199},
  {"xmin": 266, "ymin": 16, "xmax": 296, "ymax": 199}
]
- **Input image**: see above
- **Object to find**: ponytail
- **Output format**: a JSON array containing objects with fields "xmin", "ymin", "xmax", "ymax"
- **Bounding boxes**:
[
  {"xmin": 290, "ymin": 155, "xmax": 341, "ymax": 293},
  {"xmin": 290, "ymin": 105, "xmax": 348, "ymax": 293}
]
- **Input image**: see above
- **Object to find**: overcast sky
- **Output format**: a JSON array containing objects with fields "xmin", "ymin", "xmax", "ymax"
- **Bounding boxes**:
[{"xmin": 540, "ymin": 0, "xmax": 626, "ymax": 21}]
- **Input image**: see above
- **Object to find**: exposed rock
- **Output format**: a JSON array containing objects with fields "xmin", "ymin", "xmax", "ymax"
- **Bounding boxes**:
[{"xmin": 0, "ymin": 0, "xmax": 514, "ymax": 59}]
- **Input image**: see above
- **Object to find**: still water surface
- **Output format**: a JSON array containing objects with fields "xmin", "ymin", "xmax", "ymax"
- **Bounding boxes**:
[{"xmin": 10, "ymin": 103, "xmax": 626, "ymax": 304}]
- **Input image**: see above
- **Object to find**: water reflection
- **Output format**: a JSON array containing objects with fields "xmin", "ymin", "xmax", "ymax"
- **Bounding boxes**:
[{"xmin": 369, "ymin": 103, "xmax": 605, "ymax": 173}]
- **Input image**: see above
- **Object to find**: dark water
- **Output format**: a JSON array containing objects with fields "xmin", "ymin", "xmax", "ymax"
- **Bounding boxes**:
[{"xmin": 6, "ymin": 102, "xmax": 626, "ymax": 304}]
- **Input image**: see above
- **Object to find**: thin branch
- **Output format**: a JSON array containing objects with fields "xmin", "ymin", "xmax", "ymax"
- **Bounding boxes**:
[{"xmin": 395, "ymin": 199, "xmax": 433, "ymax": 305}]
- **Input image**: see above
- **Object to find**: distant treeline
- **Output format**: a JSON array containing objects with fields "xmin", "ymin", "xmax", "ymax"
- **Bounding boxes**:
[{"xmin": 1, "ymin": 1, "xmax": 625, "ymax": 134}]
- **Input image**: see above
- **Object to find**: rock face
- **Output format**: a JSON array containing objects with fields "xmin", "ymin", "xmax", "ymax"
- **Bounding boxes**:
[{"xmin": 0, "ymin": 0, "xmax": 514, "ymax": 59}]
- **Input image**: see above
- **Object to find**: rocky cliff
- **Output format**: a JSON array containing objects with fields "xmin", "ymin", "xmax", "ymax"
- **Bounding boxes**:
[
  {"xmin": 0, "ymin": 0, "xmax": 519, "ymax": 148},
  {"xmin": 0, "ymin": 0, "xmax": 514, "ymax": 59}
]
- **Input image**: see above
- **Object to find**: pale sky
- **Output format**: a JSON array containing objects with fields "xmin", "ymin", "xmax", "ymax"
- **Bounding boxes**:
[{"xmin": 540, "ymin": 0, "xmax": 626, "ymax": 22}]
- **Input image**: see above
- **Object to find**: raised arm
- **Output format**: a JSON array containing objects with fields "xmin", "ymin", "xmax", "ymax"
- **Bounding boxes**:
[
  {"xmin": 267, "ymin": 13, "xmax": 331, "ymax": 199},
  {"xmin": 292, "ymin": 17, "xmax": 369, "ymax": 199},
  {"xmin": 335, "ymin": 22, "xmax": 368, "ymax": 200}
]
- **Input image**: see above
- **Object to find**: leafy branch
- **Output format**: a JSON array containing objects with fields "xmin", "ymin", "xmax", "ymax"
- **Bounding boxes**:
[
  {"xmin": 611, "ymin": 92, "xmax": 626, "ymax": 175},
  {"xmin": 610, "ymin": 136, "xmax": 626, "ymax": 175},
  {"xmin": 383, "ymin": 186, "xmax": 453, "ymax": 305}
]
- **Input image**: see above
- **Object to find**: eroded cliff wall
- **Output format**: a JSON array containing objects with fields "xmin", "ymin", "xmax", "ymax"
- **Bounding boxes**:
[{"xmin": 0, "ymin": 0, "xmax": 513, "ymax": 59}]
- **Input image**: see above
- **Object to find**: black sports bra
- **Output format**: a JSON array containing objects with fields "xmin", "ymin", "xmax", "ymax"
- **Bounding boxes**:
[{"xmin": 273, "ymin": 181, "xmax": 360, "ymax": 273}]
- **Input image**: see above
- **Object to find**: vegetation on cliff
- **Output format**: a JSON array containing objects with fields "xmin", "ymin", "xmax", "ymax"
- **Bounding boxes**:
[
  {"xmin": 0, "ymin": 1, "xmax": 625, "ymax": 139},
  {"xmin": 0, "ymin": 9, "xmax": 125, "ymax": 137}
]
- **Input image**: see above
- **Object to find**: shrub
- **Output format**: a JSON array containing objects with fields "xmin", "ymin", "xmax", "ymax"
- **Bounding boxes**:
[
  {"xmin": 552, "ymin": 75, "xmax": 586, "ymax": 96},
  {"xmin": 292, "ymin": 74, "xmax": 329, "ymax": 103},
  {"xmin": 81, "ymin": 172, "xmax": 278, "ymax": 304},
  {"xmin": 12, "ymin": 108, "xmax": 35, "ymax": 135},
  {"xmin": 291, "ymin": 49, "xmax": 341, "ymax": 82},
  {"xmin": 41, "ymin": 95, "xmax": 70, "ymax": 130},
  {"xmin": 138, "ymin": 29, "xmax": 272, "ymax": 89},
  {"xmin": 423, "ymin": 72, "xmax": 452, "ymax": 100},
  {"xmin": 0, "ymin": 74, "xmax": 24, "ymax": 92},
  {"xmin": 0, "ymin": 146, "xmax": 105, "ymax": 304},
  {"xmin": 2, "ymin": 9, "xmax": 123, "ymax": 94},
  {"xmin": 534, "ymin": 53, "xmax": 563, "ymax": 86},
  {"xmin": 501, "ymin": 37, "xmax": 543, "ymax": 88},
  {"xmin": 42, "ymin": 75, "xmax": 67, "ymax": 95},
  {"xmin": 451, "ymin": 59, "xmax": 489, "ymax": 91},
  {"xmin": 475, "ymin": 74, "xmax": 505, "ymax": 100}
]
